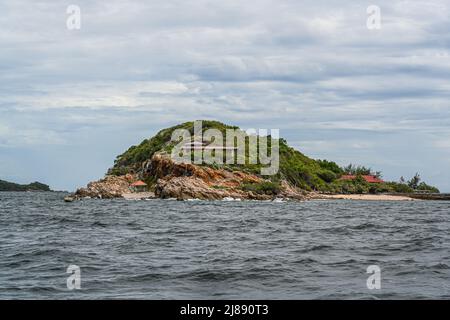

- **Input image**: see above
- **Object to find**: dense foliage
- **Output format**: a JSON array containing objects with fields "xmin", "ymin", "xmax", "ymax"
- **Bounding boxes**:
[
  {"xmin": 241, "ymin": 181, "xmax": 281, "ymax": 195},
  {"xmin": 343, "ymin": 164, "xmax": 382, "ymax": 178},
  {"xmin": 109, "ymin": 121, "xmax": 238, "ymax": 175}
]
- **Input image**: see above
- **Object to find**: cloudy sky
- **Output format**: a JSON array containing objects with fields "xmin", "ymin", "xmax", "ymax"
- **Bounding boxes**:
[{"xmin": 1, "ymin": 0, "xmax": 449, "ymax": 191}]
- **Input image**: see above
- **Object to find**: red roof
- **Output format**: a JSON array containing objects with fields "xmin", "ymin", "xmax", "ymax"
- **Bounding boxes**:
[
  {"xmin": 363, "ymin": 175, "xmax": 384, "ymax": 183},
  {"xmin": 340, "ymin": 175, "xmax": 384, "ymax": 183},
  {"xmin": 130, "ymin": 180, "xmax": 147, "ymax": 187}
]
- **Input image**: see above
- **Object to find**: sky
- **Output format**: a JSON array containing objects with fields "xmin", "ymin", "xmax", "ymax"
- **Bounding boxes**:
[{"xmin": 0, "ymin": 0, "xmax": 449, "ymax": 192}]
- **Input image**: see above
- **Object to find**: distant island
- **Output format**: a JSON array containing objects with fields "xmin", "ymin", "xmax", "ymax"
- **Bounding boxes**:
[
  {"xmin": 0, "ymin": 179, "xmax": 51, "ymax": 192},
  {"xmin": 69, "ymin": 120, "xmax": 441, "ymax": 201}
]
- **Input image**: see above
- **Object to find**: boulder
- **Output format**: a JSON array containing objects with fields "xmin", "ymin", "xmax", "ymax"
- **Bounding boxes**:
[{"xmin": 74, "ymin": 174, "xmax": 138, "ymax": 199}]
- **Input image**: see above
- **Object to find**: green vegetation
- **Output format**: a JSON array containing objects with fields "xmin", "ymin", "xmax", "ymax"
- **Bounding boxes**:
[
  {"xmin": 405, "ymin": 173, "xmax": 439, "ymax": 193},
  {"xmin": 0, "ymin": 179, "xmax": 50, "ymax": 192},
  {"xmin": 109, "ymin": 120, "xmax": 238, "ymax": 175},
  {"xmin": 326, "ymin": 178, "xmax": 403, "ymax": 194},
  {"xmin": 107, "ymin": 120, "xmax": 440, "ymax": 194},
  {"xmin": 274, "ymin": 140, "xmax": 338, "ymax": 191},
  {"xmin": 241, "ymin": 181, "xmax": 281, "ymax": 195},
  {"xmin": 343, "ymin": 164, "xmax": 382, "ymax": 178},
  {"xmin": 323, "ymin": 174, "xmax": 439, "ymax": 194}
]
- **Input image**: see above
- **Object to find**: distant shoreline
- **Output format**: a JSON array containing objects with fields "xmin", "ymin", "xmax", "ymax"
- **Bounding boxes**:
[{"xmin": 0, "ymin": 179, "xmax": 51, "ymax": 192}]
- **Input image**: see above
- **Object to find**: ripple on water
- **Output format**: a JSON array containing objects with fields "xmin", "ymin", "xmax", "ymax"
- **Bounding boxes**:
[{"xmin": 0, "ymin": 192, "xmax": 449, "ymax": 299}]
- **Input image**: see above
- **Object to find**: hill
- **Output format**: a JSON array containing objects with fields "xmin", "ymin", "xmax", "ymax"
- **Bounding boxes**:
[
  {"xmin": 104, "ymin": 120, "xmax": 438, "ymax": 196},
  {"xmin": 0, "ymin": 179, "xmax": 51, "ymax": 192}
]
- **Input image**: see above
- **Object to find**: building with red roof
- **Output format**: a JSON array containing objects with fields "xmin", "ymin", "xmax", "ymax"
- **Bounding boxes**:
[{"xmin": 130, "ymin": 180, "xmax": 148, "ymax": 192}]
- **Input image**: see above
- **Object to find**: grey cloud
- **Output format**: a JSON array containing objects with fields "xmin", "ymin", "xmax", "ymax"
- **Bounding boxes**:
[{"xmin": 0, "ymin": 0, "xmax": 449, "ymax": 191}]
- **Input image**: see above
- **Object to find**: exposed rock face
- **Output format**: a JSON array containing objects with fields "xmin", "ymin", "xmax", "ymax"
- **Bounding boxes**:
[
  {"xmin": 279, "ymin": 180, "xmax": 308, "ymax": 200},
  {"xmin": 144, "ymin": 153, "xmax": 261, "ymax": 185},
  {"xmin": 75, "ymin": 174, "xmax": 137, "ymax": 199},
  {"xmin": 155, "ymin": 176, "xmax": 272, "ymax": 200},
  {"xmin": 146, "ymin": 153, "xmax": 306, "ymax": 201},
  {"xmin": 73, "ymin": 153, "xmax": 306, "ymax": 201}
]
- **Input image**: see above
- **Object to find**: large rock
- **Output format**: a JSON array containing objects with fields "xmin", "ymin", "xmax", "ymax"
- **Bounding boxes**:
[
  {"xmin": 75, "ymin": 174, "xmax": 137, "ymax": 199},
  {"xmin": 155, "ymin": 176, "xmax": 273, "ymax": 200},
  {"xmin": 72, "ymin": 153, "xmax": 307, "ymax": 201},
  {"xmin": 279, "ymin": 180, "xmax": 308, "ymax": 200},
  {"xmin": 147, "ymin": 153, "xmax": 305, "ymax": 201},
  {"xmin": 143, "ymin": 153, "xmax": 261, "ymax": 186}
]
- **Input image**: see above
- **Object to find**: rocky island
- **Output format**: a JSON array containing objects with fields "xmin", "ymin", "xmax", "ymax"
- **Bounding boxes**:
[
  {"xmin": 70, "ymin": 120, "xmax": 440, "ymax": 201},
  {"xmin": 0, "ymin": 179, "xmax": 51, "ymax": 192}
]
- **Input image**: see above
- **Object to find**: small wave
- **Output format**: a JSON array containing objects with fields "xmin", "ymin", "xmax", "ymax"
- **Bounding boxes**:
[
  {"xmin": 293, "ymin": 257, "xmax": 318, "ymax": 264},
  {"xmin": 5, "ymin": 248, "xmax": 63, "ymax": 259},
  {"xmin": 317, "ymin": 225, "xmax": 351, "ymax": 234},
  {"xmin": 295, "ymin": 244, "xmax": 333, "ymax": 253},
  {"xmin": 350, "ymin": 222, "xmax": 379, "ymax": 230},
  {"xmin": 429, "ymin": 262, "xmax": 450, "ymax": 270},
  {"xmin": 394, "ymin": 269, "xmax": 416, "ymax": 276},
  {"xmin": 323, "ymin": 258, "xmax": 359, "ymax": 266},
  {"xmin": 222, "ymin": 197, "xmax": 242, "ymax": 202},
  {"xmin": 56, "ymin": 217, "xmax": 78, "ymax": 223},
  {"xmin": 91, "ymin": 221, "xmax": 108, "ymax": 227},
  {"xmin": 121, "ymin": 273, "xmax": 166, "ymax": 282},
  {"xmin": 181, "ymin": 269, "xmax": 237, "ymax": 281}
]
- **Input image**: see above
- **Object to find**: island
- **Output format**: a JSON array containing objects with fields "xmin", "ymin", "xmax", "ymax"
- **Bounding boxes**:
[
  {"xmin": 0, "ymin": 179, "xmax": 51, "ymax": 192},
  {"xmin": 70, "ymin": 120, "xmax": 441, "ymax": 201}
]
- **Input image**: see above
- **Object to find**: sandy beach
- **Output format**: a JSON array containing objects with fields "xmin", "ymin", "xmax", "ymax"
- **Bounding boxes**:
[
  {"xmin": 123, "ymin": 193, "xmax": 416, "ymax": 201},
  {"xmin": 316, "ymin": 194, "xmax": 415, "ymax": 201},
  {"xmin": 122, "ymin": 192, "xmax": 156, "ymax": 200}
]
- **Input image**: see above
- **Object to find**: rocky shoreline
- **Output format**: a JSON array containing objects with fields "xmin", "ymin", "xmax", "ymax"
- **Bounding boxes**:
[
  {"xmin": 67, "ymin": 153, "xmax": 308, "ymax": 202},
  {"xmin": 67, "ymin": 153, "xmax": 446, "ymax": 203}
]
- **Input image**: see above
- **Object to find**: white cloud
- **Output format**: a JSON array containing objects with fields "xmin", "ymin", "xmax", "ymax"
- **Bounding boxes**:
[
  {"xmin": 0, "ymin": 124, "xmax": 65, "ymax": 147},
  {"xmin": 2, "ymin": 81, "xmax": 189, "ymax": 110}
]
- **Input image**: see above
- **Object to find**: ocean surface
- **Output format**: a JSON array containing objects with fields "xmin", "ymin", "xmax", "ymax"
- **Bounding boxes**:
[{"xmin": 0, "ymin": 191, "xmax": 449, "ymax": 299}]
